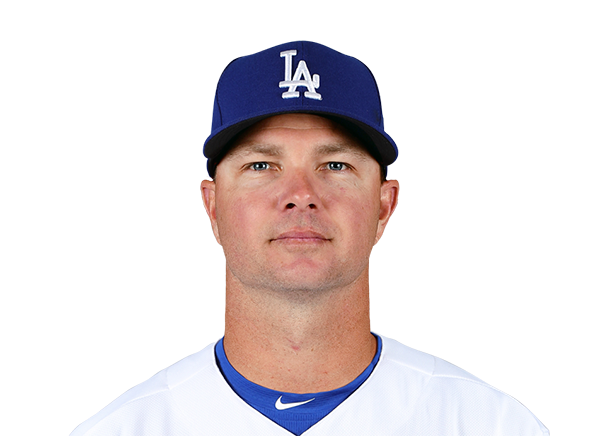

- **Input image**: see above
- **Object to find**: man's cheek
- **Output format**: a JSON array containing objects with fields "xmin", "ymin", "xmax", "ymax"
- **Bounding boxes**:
[{"xmin": 219, "ymin": 203, "xmax": 259, "ymax": 245}]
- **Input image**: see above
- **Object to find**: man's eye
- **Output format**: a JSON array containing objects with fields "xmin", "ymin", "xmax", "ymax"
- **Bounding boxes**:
[
  {"xmin": 327, "ymin": 162, "xmax": 347, "ymax": 171},
  {"xmin": 250, "ymin": 162, "xmax": 270, "ymax": 171}
]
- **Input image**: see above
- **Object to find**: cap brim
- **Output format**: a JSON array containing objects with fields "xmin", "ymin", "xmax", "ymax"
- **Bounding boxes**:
[{"xmin": 204, "ymin": 110, "xmax": 397, "ymax": 178}]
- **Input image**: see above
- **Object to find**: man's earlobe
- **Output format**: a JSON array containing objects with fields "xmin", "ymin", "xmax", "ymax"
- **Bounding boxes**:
[{"xmin": 381, "ymin": 180, "xmax": 399, "ymax": 218}]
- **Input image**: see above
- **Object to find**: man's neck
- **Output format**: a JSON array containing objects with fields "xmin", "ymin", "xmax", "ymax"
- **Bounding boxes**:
[{"xmin": 222, "ymin": 268, "xmax": 376, "ymax": 394}]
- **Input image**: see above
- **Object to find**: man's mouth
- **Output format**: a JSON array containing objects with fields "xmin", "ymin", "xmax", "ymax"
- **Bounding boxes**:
[{"xmin": 271, "ymin": 229, "xmax": 329, "ymax": 243}]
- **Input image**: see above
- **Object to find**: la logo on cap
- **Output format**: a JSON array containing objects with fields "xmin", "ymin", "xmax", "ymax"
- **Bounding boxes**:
[{"xmin": 279, "ymin": 50, "xmax": 322, "ymax": 100}]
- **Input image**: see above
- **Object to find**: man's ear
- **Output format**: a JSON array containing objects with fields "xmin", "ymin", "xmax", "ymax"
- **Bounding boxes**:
[
  {"xmin": 201, "ymin": 179, "xmax": 221, "ymax": 245},
  {"xmin": 375, "ymin": 179, "xmax": 399, "ymax": 244}
]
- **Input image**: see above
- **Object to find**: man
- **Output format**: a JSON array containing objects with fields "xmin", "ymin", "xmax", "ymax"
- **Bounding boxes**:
[{"xmin": 71, "ymin": 41, "xmax": 548, "ymax": 435}]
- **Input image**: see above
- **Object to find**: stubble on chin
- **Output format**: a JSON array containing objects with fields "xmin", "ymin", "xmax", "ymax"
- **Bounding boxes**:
[{"xmin": 225, "ymin": 247, "xmax": 368, "ymax": 301}]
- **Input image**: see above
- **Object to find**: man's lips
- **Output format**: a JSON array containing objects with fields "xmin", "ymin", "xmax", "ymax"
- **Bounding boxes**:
[{"xmin": 271, "ymin": 230, "xmax": 329, "ymax": 242}]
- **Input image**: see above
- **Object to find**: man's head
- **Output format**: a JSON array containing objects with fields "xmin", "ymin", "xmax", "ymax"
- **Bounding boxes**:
[{"xmin": 201, "ymin": 41, "xmax": 399, "ymax": 294}]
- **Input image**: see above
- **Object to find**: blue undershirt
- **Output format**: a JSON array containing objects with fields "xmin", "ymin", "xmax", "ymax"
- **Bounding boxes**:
[{"xmin": 214, "ymin": 334, "xmax": 382, "ymax": 435}]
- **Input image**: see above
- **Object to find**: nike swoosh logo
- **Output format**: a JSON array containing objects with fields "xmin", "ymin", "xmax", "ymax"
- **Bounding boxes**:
[{"xmin": 275, "ymin": 395, "xmax": 315, "ymax": 410}]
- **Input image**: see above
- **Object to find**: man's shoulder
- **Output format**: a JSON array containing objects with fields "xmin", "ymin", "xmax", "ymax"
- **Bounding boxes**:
[
  {"xmin": 379, "ymin": 335, "xmax": 485, "ymax": 382},
  {"xmin": 69, "ymin": 342, "xmax": 218, "ymax": 436},
  {"xmin": 369, "ymin": 336, "xmax": 549, "ymax": 435}
]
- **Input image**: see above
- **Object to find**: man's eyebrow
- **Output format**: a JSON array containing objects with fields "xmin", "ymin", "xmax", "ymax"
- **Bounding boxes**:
[
  {"xmin": 226, "ymin": 142, "xmax": 370, "ymax": 161},
  {"xmin": 226, "ymin": 143, "xmax": 283, "ymax": 159},
  {"xmin": 314, "ymin": 143, "xmax": 370, "ymax": 160}
]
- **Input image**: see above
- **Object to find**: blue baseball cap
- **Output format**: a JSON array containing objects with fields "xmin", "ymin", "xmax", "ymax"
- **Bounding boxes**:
[{"xmin": 203, "ymin": 41, "xmax": 397, "ymax": 177}]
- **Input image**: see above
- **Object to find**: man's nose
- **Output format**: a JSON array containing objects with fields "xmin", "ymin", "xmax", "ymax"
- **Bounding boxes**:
[{"xmin": 278, "ymin": 169, "xmax": 322, "ymax": 211}]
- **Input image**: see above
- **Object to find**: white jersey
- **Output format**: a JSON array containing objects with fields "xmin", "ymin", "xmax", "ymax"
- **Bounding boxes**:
[{"xmin": 71, "ymin": 336, "xmax": 548, "ymax": 435}]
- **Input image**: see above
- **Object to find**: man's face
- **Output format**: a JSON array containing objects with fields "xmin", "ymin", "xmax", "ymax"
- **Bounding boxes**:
[{"xmin": 201, "ymin": 114, "xmax": 398, "ymax": 294}]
